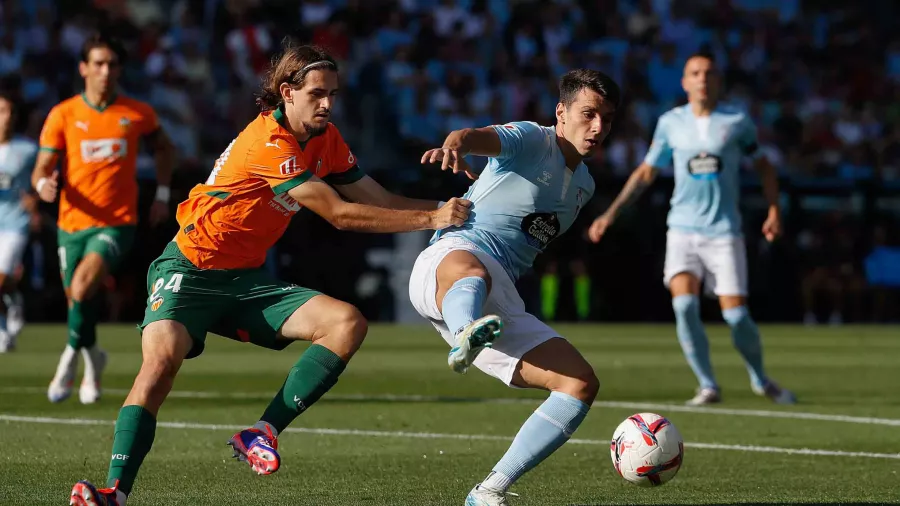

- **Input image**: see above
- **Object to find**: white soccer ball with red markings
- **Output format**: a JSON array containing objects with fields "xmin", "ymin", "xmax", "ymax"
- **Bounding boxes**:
[{"xmin": 610, "ymin": 412, "xmax": 684, "ymax": 487}]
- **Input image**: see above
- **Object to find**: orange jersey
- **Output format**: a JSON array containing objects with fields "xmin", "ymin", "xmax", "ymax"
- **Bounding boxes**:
[
  {"xmin": 39, "ymin": 94, "xmax": 160, "ymax": 233},
  {"xmin": 175, "ymin": 108, "xmax": 363, "ymax": 270}
]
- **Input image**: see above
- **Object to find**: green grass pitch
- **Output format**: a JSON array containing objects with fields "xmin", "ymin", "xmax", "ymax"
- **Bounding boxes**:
[{"xmin": 1, "ymin": 324, "xmax": 898, "ymax": 505}]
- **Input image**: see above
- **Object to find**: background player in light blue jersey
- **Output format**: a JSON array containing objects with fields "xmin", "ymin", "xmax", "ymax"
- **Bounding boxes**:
[
  {"xmin": 0, "ymin": 91, "xmax": 38, "ymax": 352},
  {"xmin": 409, "ymin": 69, "xmax": 619, "ymax": 506},
  {"xmin": 589, "ymin": 53, "xmax": 795, "ymax": 406}
]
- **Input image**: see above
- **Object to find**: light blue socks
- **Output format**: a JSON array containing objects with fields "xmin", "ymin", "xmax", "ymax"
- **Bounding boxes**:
[
  {"xmin": 481, "ymin": 392, "xmax": 590, "ymax": 492},
  {"xmin": 672, "ymin": 294, "xmax": 717, "ymax": 390},
  {"xmin": 723, "ymin": 305, "xmax": 767, "ymax": 389},
  {"xmin": 441, "ymin": 276, "xmax": 488, "ymax": 336}
]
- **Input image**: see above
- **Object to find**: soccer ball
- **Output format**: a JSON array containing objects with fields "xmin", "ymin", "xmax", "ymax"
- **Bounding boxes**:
[{"xmin": 609, "ymin": 412, "xmax": 684, "ymax": 487}]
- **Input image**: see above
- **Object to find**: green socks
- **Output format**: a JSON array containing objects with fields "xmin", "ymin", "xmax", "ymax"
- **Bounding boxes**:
[
  {"xmin": 261, "ymin": 345, "xmax": 347, "ymax": 433},
  {"xmin": 574, "ymin": 274, "xmax": 591, "ymax": 321},
  {"xmin": 107, "ymin": 405, "xmax": 156, "ymax": 495},
  {"xmin": 541, "ymin": 274, "xmax": 559, "ymax": 321},
  {"xmin": 67, "ymin": 298, "xmax": 99, "ymax": 349}
]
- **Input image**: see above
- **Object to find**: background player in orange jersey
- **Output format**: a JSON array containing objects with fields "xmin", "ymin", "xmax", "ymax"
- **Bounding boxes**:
[
  {"xmin": 68, "ymin": 43, "xmax": 471, "ymax": 506},
  {"xmin": 31, "ymin": 33, "xmax": 175, "ymax": 406}
]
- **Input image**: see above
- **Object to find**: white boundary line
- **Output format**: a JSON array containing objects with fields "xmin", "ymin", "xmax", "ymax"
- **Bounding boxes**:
[
  {"xmin": 1, "ymin": 414, "xmax": 898, "ymax": 460},
  {"xmin": 3, "ymin": 386, "xmax": 900, "ymax": 427}
]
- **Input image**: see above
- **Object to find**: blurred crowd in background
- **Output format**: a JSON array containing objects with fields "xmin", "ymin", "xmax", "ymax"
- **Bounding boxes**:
[{"xmin": 1, "ymin": 0, "xmax": 899, "ymax": 325}]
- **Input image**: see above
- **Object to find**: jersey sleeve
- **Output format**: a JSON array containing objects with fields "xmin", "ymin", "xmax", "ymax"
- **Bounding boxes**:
[
  {"xmin": 245, "ymin": 137, "xmax": 313, "ymax": 194},
  {"xmin": 38, "ymin": 105, "xmax": 66, "ymax": 153},
  {"xmin": 322, "ymin": 125, "xmax": 366, "ymax": 185},
  {"xmin": 491, "ymin": 121, "xmax": 547, "ymax": 162},
  {"xmin": 737, "ymin": 115, "xmax": 762, "ymax": 159},
  {"xmin": 643, "ymin": 116, "xmax": 673, "ymax": 168},
  {"xmin": 138, "ymin": 102, "xmax": 161, "ymax": 136}
]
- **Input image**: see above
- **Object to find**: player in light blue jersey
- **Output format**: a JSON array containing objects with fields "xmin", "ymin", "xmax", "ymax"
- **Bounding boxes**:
[
  {"xmin": 409, "ymin": 69, "xmax": 619, "ymax": 505},
  {"xmin": 589, "ymin": 53, "xmax": 795, "ymax": 406},
  {"xmin": 0, "ymin": 92, "xmax": 38, "ymax": 352}
]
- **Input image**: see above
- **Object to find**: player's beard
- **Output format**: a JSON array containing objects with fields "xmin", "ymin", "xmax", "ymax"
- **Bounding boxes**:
[{"xmin": 302, "ymin": 120, "xmax": 328, "ymax": 138}]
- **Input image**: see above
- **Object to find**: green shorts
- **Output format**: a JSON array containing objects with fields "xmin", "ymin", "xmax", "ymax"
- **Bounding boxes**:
[
  {"xmin": 58, "ymin": 226, "xmax": 136, "ymax": 287},
  {"xmin": 139, "ymin": 242, "xmax": 322, "ymax": 359}
]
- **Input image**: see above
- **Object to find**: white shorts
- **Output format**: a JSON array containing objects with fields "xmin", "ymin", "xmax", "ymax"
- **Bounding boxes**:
[
  {"xmin": 408, "ymin": 236, "xmax": 561, "ymax": 386},
  {"xmin": 663, "ymin": 230, "xmax": 748, "ymax": 297},
  {"xmin": 0, "ymin": 231, "xmax": 27, "ymax": 276}
]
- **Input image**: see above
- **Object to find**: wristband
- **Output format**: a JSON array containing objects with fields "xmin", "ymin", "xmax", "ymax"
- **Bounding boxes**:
[
  {"xmin": 155, "ymin": 185, "xmax": 171, "ymax": 203},
  {"xmin": 437, "ymin": 200, "xmax": 446, "ymax": 208},
  {"xmin": 36, "ymin": 177, "xmax": 49, "ymax": 193}
]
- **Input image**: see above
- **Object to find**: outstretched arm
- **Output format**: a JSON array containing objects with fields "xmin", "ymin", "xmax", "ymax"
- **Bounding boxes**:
[
  {"xmin": 333, "ymin": 175, "xmax": 441, "ymax": 210},
  {"xmin": 288, "ymin": 176, "xmax": 471, "ymax": 233},
  {"xmin": 421, "ymin": 127, "xmax": 501, "ymax": 180},
  {"xmin": 587, "ymin": 162, "xmax": 659, "ymax": 243}
]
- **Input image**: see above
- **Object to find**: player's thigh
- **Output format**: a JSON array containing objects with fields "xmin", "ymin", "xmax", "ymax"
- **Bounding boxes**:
[
  {"xmin": 82, "ymin": 225, "xmax": 136, "ymax": 274},
  {"xmin": 664, "ymin": 230, "xmax": 703, "ymax": 294},
  {"xmin": 699, "ymin": 235, "xmax": 747, "ymax": 299},
  {"xmin": 409, "ymin": 238, "xmax": 492, "ymax": 322},
  {"xmin": 140, "ymin": 243, "xmax": 227, "ymax": 359},
  {"xmin": 510, "ymin": 336, "xmax": 599, "ymax": 403},
  {"xmin": 211, "ymin": 270, "xmax": 361, "ymax": 354},
  {"xmin": 57, "ymin": 229, "xmax": 89, "ymax": 289},
  {"xmin": 130, "ymin": 319, "xmax": 195, "ymax": 415},
  {"xmin": 435, "ymin": 250, "xmax": 491, "ymax": 312}
]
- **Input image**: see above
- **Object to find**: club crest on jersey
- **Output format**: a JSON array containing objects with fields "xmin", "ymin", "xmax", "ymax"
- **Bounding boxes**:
[
  {"xmin": 150, "ymin": 297, "xmax": 164, "ymax": 312},
  {"xmin": 521, "ymin": 212, "xmax": 561, "ymax": 250},
  {"xmin": 280, "ymin": 156, "xmax": 300, "ymax": 175},
  {"xmin": 119, "ymin": 117, "xmax": 131, "ymax": 131},
  {"xmin": 687, "ymin": 153, "xmax": 721, "ymax": 180}
]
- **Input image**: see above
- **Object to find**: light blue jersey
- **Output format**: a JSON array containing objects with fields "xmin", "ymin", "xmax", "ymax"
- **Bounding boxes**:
[
  {"xmin": 433, "ymin": 121, "xmax": 595, "ymax": 280},
  {"xmin": 644, "ymin": 104, "xmax": 761, "ymax": 237},
  {"xmin": 0, "ymin": 137, "xmax": 37, "ymax": 234}
]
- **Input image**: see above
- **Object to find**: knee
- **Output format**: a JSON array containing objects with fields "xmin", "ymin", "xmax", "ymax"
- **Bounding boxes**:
[
  {"xmin": 721, "ymin": 305, "xmax": 751, "ymax": 327},
  {"xmin": 438, "ymin": 252, "xmax": 492, "ymax": 293},
  {"xmin": 553, "ymin": 368, "xmax": 600, "ymax": 404},
  {"xmin": 326, "ymin": 304, "xmax": 368, "ymax": 351},
  {"xmin": 672, "ymin": 294, "xmax": 699, "ymax": 316},
  {"xmin": 70, "ymin": 279, "xmax": 89, "ymax": 303}
]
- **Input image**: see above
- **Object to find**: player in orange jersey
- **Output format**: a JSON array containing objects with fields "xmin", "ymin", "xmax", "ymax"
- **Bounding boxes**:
[
  {"xmin": 68, "ymin": 44, "xmax": 470, "ymax": 506},
  {"xmin": 32, "ymin": 33, "xmax": 175, "ymax": 406}
]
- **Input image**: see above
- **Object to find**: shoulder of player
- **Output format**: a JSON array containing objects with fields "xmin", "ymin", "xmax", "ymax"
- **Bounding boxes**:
[
  {"xmin": 661, "ymin": 105, "xmax": 690, "ymax": 122},
  {"xmin": 47, "ymin": 95, "xmax": 82, "ymax": 118}
]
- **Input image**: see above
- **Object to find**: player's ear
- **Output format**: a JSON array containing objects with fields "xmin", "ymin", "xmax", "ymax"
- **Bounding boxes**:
[
  {"xmin": 556, "ymin": 102, "xmax": 565, "ymax": 124},
  {"xmin": 279, "ymin": 83, "xmax": 293, "ymax": 104},
  {"xmin": 78, "ymin": 61, "xmax": 89, "ymax": 79}
]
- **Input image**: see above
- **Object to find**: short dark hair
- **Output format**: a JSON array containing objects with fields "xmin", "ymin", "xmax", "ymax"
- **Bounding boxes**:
[
  {"xmin": 685, "ymin": 51, "xmax": 715, "ymax": 66},
  {"xmin": 80, "ymin": 32, "xmax": 127, "ymax": 64},
  {"xmin": 559, "ymin": 69, "xmax": 621, "ymax": 109}
]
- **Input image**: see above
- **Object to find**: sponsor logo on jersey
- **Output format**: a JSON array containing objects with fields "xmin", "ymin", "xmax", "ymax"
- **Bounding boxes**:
[
  {"xmin": 521, "ymin": 212, "xmax": 560, "ymax": 249},
  {"xmin": 80, "ymin": 138, "xmax": 127, "ymax": 163},
  {"xmin": 687, "ymin": 153, "xmax": 721, "ymax": 180}
]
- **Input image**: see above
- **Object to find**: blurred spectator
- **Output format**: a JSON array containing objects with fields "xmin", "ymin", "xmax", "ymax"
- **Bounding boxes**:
[{"xmin": 0, "ymin": 0, "xmax": 899, "ymax": 324}]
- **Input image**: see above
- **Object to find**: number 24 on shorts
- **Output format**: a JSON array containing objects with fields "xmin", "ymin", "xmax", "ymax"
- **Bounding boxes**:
[{"xmin": 150, "ymin": 273, "xmax": 183, "ymax": 311}]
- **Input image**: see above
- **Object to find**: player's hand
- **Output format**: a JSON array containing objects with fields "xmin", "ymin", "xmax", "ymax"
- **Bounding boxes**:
[
  {"xmin": 149, "ymin": 200, "xmax": 170, "ymax": 227},
  {"xmin": 762, "ymin": 209, "xmax": 781, "ymax": 242},
  {"xmin": 587, "ymin": 213, "xmax": 615, "ymax": 243},
  {"xmin": 421, "ymin": 148, "xmax": 478, "ymax": 180},
  {"xmin": 430, "ymin": 197, "xmax": 472, "ymax": 230},
  {"xmin": 36, "ymin": 171, "xmax": 59, "ymax": 203}
]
